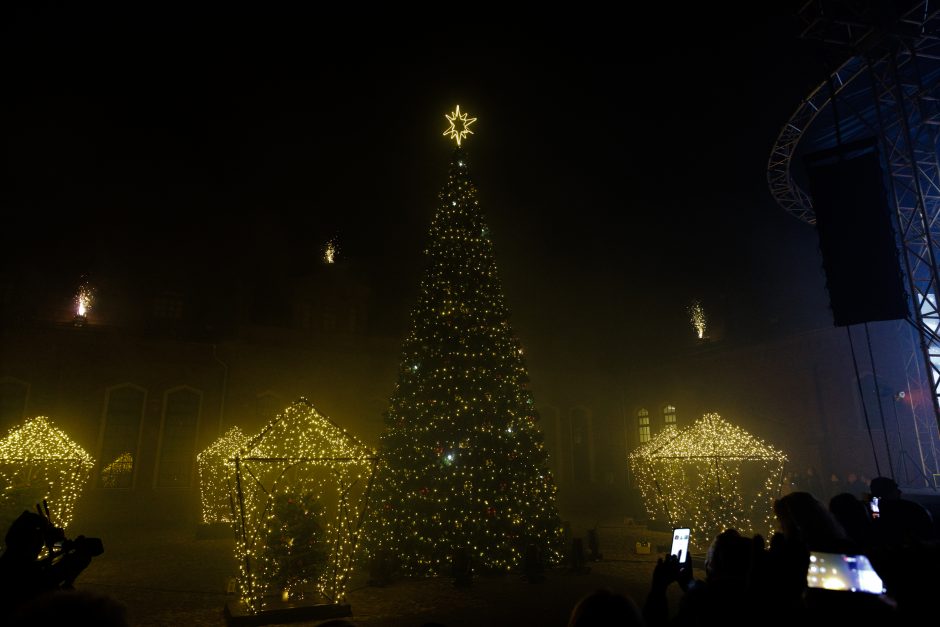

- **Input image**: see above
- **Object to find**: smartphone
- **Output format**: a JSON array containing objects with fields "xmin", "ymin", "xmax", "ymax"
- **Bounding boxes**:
[
  {"xmin": 670, "ymin": 527, "xmax": 690, "ymax": 560},
  {"xmin": 869, "ymin": 496, "xmax": 880, "ymax": 519},
  {"xmin": 807, "ymin": 552, "xmax": 885, "ymax": 594}
]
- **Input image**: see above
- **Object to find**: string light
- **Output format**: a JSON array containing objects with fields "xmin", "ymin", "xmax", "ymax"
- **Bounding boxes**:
[
  {"xmin": 197, "ymin": 427, "xmax": 249, "ymax": 524},
  {"xmin": 100, "ymin": 452, "xmax": 133, "ymax": 488},
  {"xmin": 369, "ymin": 128, "xmax": 562, "ymax": 577},
  {"xmin": 0, "ymin": 416, "xmax": 94, "ymax": 530},
  {"xmin": 232, "ymin": 399, "xmax": 377, "ymax": 614},
  {"xmin": 628, "ymin": 426, "xmax": 680, "ymax": 524},
  {"xmin": 628, "ymin": 413, "xmax": 787, "ymax": 552}
]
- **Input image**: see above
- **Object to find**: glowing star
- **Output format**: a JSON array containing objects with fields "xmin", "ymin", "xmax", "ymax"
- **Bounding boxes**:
[
  {"xmin": 689, "ymin": 300, "xmax": 706, "ymax": 339},
  {"xmin": 443, "ymin": 105, "xmax": 477, "ymax": 146}
]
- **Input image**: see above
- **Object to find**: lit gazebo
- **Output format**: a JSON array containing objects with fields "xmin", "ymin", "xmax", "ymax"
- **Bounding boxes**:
[
  {"xmin": 0, "ymin": 416, "xmax": 94, "ymax": 532},
  {"xmin": 628, "ymin": 413, "xmax": 787, "ymax": 553},
  {"xmin": 197, "ymin": 426, "xmax": 250, "ymax": 525},
  {"xmin": 627, "ymin": 425, "xmax": 680, "ymax": 524},
  {"xmin": 227, "ymin": 399, "xmax": 377, "ymax": 621}
]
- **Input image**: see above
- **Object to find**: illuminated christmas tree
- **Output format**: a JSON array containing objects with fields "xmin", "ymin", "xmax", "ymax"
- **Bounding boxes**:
[{"xmin": 370, "ymin": 106, "xmax": 561, "ymax": 576}]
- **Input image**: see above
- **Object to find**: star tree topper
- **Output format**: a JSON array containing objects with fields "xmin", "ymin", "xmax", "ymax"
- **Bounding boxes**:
[{"xmin": 443, "ymin": 105, "xmax": 477, "ymax": 146}]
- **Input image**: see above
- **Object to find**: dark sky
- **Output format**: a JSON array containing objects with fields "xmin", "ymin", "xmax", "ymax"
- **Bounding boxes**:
[{"xmin": 1, "ymin": 3, "xmax": 838, "ymax": 362}]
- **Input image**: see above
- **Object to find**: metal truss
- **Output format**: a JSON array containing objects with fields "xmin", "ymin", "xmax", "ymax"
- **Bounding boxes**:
[{"xmin": 767, "ymin": 1, "xmax": 940, "ymax": 485}]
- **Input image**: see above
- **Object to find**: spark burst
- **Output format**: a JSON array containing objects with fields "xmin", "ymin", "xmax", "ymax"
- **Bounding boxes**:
[
  {"xmin": 689, "ymin": 300, "xmax": 706, "ymax": 339},
  {"xmin": 324, "ymin": 239, "xmax": 337, "ymax": 264},
  {"xmin": 75, "ymin": 283, "xmax": 94, "ymax": 317}
]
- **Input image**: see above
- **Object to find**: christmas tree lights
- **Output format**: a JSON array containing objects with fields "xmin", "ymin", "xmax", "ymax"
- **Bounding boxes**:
[
  {"xmin": 0, "ymin": 416, "xmax": 94, "ymax": 531},
  {"xmin": 628, "ymin": 413, "xmax": 786, "ymax": 552},
  {"xmin": 231, "ymin": 399, "xmax": 376, "ymax": 614},
  {"xmin": 370, "ymin": 111, "xmax": 562, "ymax": 577},
  {"xmin": 197, "ymin": 426, "xmax": 250, "ymax": 524}
]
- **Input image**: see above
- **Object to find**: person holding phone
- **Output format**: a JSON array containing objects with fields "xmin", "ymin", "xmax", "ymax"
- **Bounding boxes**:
[
  {"xmin": 643, "ymin": 529, "xmax": 755, "ymax": 627},
  {"xmin": 670, "ymin": 527, "xmax": 690, "ymax": 562}
]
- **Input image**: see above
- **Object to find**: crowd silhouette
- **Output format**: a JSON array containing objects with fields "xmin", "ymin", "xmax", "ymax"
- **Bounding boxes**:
[
  {"xmin": 636, "ymin": 476, "xmax": 937, "ymax": 627},
  {"xmin": 1, "ymin": 477, "xmax": 936, "ymax": 626}
]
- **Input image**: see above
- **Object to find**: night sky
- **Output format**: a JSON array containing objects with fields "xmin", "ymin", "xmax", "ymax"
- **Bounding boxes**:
[{"xmin": 2, "ymin": 4, "xmax": 838, "ymax": 364}]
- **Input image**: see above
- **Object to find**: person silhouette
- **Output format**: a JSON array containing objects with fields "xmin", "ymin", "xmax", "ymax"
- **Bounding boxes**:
[
  {"xmin": 828, "ymin": 492, "xmax": 875, "ymax": 550},
  {"xmin": 0, "ymin": 510, "xmax": 104, "ymax": 620},
  {"xmin": 643, "ymin": 529, "xmax": 755, "ymax": 626},
  {"xmin": 570, "ymin": 588, "xmax": 645, "ymax": 627},
  {"xmin": 869, "ymin": 476, "xmax": 935, "ymax": 545}
]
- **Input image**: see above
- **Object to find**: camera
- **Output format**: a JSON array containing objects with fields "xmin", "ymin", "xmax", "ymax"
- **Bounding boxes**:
[
  {"xmin": 52, "ymin": 534, "xmax": 105, "ymax": 562},
  {"xmin": 37, "ymin": 517, "xmax": 104, "ymax": 588}
]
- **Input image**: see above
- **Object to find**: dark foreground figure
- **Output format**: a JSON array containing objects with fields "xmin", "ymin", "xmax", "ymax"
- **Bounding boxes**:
[{"xmin": 0, "ymin": 508, "xmax": 119, "ymax": 625}]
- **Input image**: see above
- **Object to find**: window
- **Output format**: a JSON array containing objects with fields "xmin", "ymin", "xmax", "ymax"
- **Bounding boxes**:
[
  {"xmin": 664, "ymin": 405, "xmax": 677, "ymax": 426},
  {"xmin": 539, "ymin": 404, "xmax": 562, "ymax": 480},
  {"xmin": 154, "ymin": 387, "xmax": 201, "ymax": 488},
  {"xmin": 98, "ymin": 385, "xmax": 145, "ymax": 488},
  {"xmin": 0, "ymin": 377, "xmax": 29, "ymax": 433},
  {"xmin": 570, "ymin": 407, "xmax": 593, "ymax": 483},
  {"xmin": 153, "ymin": 293, "xmax": 183, "ymax": 320},
  {"xmin": 638, "ymin": 408, "xmax": 650, "ymax": 444}
]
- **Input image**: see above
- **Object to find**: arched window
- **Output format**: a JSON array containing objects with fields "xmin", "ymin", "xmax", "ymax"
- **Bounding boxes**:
[
  {"xmin": 570, "ymin": 407, "xmax": 594, "ymax": 483},
  {"xmin": 663, "ymin": 405, "xmax": 677, "ymax": 426},
  {"xmin": 638, "ymin": 408, "xmax": 650, "ymax": 444},
  {"xmin": 98, "ymin": 384, "xmax": 146, "ymax": 488},
  {"xmin": 153, "ymin": 292, "xmax": 184, "ymax": 320},
  {"xmin": 154, "ymin": 387, "xmax": 202, "ymax": 488},
  {"xmin": 539, "ymin": 404, "xmax": 562, "ymax": 481}
]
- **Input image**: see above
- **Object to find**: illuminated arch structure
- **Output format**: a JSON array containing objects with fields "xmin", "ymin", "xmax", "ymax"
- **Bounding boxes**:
[
  {"xmin": 628, "ymin": 425, "xmax": 679, "ymax": 524},
  {"xmin": 197, "ymin": 426, "xmax": 250, "ymax": 525},
  {"xmin": 0, "ymin": 416, "xmax": 94, "ymax": 532},
  {"xmin": 229, "ymin": 398, "xmax": 377, "ymax": 617},
  {"xmin": 768, "ymin": 1, "xmax": 940, "ymax": 485},
  {"xmin": 628, "ymin": 413, "xmax": 786, "ymax": 553}
]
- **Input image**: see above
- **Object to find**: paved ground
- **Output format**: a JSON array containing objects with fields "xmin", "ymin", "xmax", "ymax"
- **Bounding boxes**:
[{"xmin": 72, "ymin": 521, "xmax": 682, "ymax": 626}]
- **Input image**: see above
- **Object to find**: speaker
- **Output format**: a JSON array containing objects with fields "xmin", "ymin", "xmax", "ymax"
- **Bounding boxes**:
[{"xmin": 803, "ymin": 140, "xmax": 908, "ymax": 326}]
